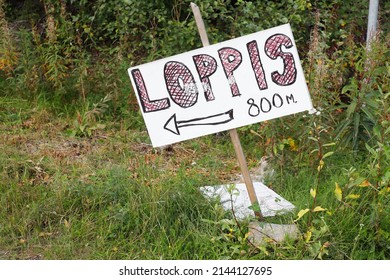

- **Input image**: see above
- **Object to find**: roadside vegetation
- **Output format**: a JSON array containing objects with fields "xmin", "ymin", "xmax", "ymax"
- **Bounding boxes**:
[{"xmin": 0, "ymin": 0, "xmax": 389, "ymax": 259}]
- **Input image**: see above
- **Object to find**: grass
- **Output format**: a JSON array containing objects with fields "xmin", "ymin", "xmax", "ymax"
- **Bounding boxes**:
[
  {"xmin": 0, "ymin": 95, "xmax": 389, "ymax": 260},
  {"xmin": 0, "ymin": 96, "xmax": 234, "ymax": 259}
]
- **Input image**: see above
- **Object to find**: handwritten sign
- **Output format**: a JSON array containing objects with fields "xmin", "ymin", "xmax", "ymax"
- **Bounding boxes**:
[{"xmin": 128, "ymin": 24, "xmax": 313, "ymax": 147}]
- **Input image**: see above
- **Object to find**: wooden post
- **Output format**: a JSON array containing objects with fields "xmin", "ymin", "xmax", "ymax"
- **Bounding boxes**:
[{"xmin": 191, "ymin": 2, "xmax": 263, "ymax": 219}]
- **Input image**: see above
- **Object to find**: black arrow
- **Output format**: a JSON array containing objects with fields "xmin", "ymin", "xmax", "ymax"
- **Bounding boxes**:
[{"xmin": 164, "ymin": 109, "xmax": 234, "ymax": 135}]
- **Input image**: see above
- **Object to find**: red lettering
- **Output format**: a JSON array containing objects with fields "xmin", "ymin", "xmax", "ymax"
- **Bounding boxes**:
[
  {"xmin": 193, "ymin": 54, "xmax": 217, "ymax": 101},
  {"xmin": 164, "ymin": 61, "xmax": 199, "ymax": 108},
  {"xmin": 131, "ymin": 69, "xmax": 170, "ymax": 113},
  {"xmin": 265, "ymin": 34, "xmax": 297, "ymax": 86},
  {"xmin": 218, "ymin": 47, "xmax": 242, "ymax": 97},
  {"xmin": 247, "ymin": 40, "xmax": 268, "ymax": 90}
]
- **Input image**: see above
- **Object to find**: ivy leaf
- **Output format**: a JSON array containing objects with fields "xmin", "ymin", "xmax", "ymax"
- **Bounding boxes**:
[{"xmin": 335, "ymin": 182, "xmax": 343, "ymax": 201}]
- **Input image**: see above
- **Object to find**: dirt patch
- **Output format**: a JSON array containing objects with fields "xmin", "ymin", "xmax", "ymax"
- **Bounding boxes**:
[{"xmin": 24, "ymin": 138, "xmax": 94, "ymax": 163}]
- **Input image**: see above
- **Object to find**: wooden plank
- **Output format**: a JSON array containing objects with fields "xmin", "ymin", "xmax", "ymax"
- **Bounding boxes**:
[
  {"xmin": 190, "ymin": 2, "xmax": 263, "ymax": 219},
  {"xmin": 190, "ymin": 2, "xmax": 210, "ymax": 46},
  {"xmin": 228, "ymin": 129, "xmax": 263, "ymax": 219}
]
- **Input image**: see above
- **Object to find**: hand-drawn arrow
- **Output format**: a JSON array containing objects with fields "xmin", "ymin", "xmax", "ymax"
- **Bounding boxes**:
[{"xmin": 164, "ymin": 109, "xmax": 234, "ymax": 135}]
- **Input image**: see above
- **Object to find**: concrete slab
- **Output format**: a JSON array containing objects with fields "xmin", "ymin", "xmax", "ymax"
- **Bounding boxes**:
[
  {"xmin": 248, "ymin": 222, "xmax": 299, "ymax": 246},
  {"xmin": 201, "ymin": 182, "xmax": 295, "ymax": 219}
]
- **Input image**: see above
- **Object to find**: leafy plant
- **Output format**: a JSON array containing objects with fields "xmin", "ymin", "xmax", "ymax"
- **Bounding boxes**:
[
  {"xmin": 335, "ymin": 36, "xmax": 389, "ymax": 150},
  {"xmin": 69, "ymin": 94, "xmax": 111, "ymax": 137},
  {"xmin": 0, "ymin": 0, "xmax": 18, "ymax": 77}
]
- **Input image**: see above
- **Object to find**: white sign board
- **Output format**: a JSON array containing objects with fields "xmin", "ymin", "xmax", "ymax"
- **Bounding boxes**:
[{"xmin": 128, "ymin": 24, "xmax": 313, "ymax": 147}]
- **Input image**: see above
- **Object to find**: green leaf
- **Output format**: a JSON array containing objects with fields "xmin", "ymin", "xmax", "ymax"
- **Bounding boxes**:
[
  {"xmin": 361, "ymin": 106, "xmax": 376, "ymax": 123},
  {"xmin": 342, "ymin": 82, "xmax": 358, "ymax": 95},
  {"xmin": 310, "ymin": 148, "xmax": 319, "ymax": 154},
  {"xmin": 322, "ymin": 151, "xmax": 334, "ymax": 159},
  {"xmin": 365, "ymin": 143, "xmax": 376, "ymax": 155},
  {"xmin": 322, "ymin": 142, "xmax": 336, "ymax": 147},
  {"xmin": 353, "ymin": 112, "xmax": 360, "ymax": 148},
  {"xmin": 248, "ymin": 202, "xmax": 261, "ymax": 213},
  {"xmin": 384, "ymin": 126, "xmax": 390, "ymax": 135},
  {"xmin": 335, "ymin": 118, "xmax": 352, "ymax": 139},
  {"xmin": 273, "ymin": 145, "xmax": 278, "ymax": 155},
  {"xmin": 346, "ymin": 99, "xmax": 357, "ymax": 117},
  {"xmin": 364, "ymin": 97, "xmax": 380, "ymax": 109},
  {"xmin": 373, "ymin": 125, "xmax": 381, "ymax": 139},
  {"xmin": 346, "ymin": 194, "xmax": 360, "ymax": 199}
]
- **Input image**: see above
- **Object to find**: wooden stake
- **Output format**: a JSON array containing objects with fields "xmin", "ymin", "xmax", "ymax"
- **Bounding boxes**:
[
  {"xmin": 228, "ymin": 129, "xmax": 263, "ymax": 219},
  {"xmin": 190, "ymin": 2, "xmax": 263, "ymax": 219}
]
